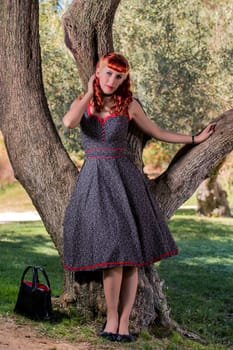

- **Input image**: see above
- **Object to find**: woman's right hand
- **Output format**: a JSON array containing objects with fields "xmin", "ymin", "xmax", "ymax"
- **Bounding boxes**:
[
  {"xmin": 87, "ymin": 74, "xmax": 96, "ymax": 97},
  {"xmin": 63, "ymin": 74, "xmax": 96, "ymax": 129}
]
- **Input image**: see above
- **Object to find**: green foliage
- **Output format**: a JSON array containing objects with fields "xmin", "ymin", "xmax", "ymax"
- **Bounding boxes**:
[
  {"xmin": 143, "ymin": 140, "xmax": 179, "ymax": 172},
  {"xmin": 114, "ymin": 0, "xmax": 233, "ymax": 133},
  {"xmin": 39, "ymin": 1, "xmax": 83, "ymax": 152}
]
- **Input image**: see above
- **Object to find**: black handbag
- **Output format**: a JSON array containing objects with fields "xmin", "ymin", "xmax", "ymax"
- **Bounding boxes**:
[{"xmin": 14, "ymin": 265, "xmax": 52, "ymax": 320}]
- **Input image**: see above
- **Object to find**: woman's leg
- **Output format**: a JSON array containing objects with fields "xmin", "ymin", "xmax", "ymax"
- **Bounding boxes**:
[
  {"xmin": 103, "ymin": 266, "xmax": 123, "ymax": 333},
  {"xmin": 118, "ymin": 267, "xmax": 138, "ymax": 335}
]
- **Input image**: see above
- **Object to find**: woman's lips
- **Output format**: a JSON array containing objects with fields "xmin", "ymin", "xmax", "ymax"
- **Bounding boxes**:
[{"xmin": 106, "ymin": 85, "xmax": 114, "ymax": 90}]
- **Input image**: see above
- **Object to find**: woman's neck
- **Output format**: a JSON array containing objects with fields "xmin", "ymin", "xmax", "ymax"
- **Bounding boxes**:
[
  {"xmin": 103, "ymin": 94, "xmax": 113, "ymax": 102},
  {"xmin": 102, "ymin": 95, "xmax": 114, "ymax": 108},
  {"xmin": 103, "ymin": 92, "xmax": 114, "ymax": 97}
]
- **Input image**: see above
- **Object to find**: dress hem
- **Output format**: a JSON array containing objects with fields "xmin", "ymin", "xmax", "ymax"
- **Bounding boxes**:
[{"xmin": 64, "ymin": 248, "xmax": 179, "ymax": 271}]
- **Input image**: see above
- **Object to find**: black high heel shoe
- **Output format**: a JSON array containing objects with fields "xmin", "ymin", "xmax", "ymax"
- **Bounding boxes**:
[
  {"xmin": 115, "ymin": 333, "xmax": 135, "ymax": 342},
  {"xmin": 99, "ymin": 330, "xmax": 117, "ymax": 341},
  {"xmin": 99, "ymin": 321, "xmax": 117, "ymax": 341}
]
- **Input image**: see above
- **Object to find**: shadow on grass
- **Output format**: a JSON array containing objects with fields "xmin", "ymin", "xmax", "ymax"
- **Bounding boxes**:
[
  {"xmin": 0, "ymin": 222, "xmax": 63, "ymax": 313},
  {"xmin": 158, "ymin": 216, "xmax": 233, "ymax": 346},
  {"xmin": 1, "ymin": 217, "xmax": 233, "ymax": 348}
]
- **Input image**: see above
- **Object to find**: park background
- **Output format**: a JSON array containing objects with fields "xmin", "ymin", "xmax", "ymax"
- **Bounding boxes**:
[{"xmin": 0, "ymin": 0, "xmax": 233, "ymax": 349}]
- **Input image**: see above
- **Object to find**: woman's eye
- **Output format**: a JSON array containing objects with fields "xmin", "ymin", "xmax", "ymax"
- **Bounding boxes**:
[
  {"xmin": 116, "ymin": 75, "xmax": 123, "ymax": 80},
  {"xmin": 106, "ymin": 71, "xmax": 112, "ymax": 76}
]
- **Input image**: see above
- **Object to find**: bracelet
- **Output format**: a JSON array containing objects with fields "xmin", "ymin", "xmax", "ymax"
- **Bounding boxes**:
[{"xmin": 192, "ymin": 135, "xmax": 195, "ymax": 144}]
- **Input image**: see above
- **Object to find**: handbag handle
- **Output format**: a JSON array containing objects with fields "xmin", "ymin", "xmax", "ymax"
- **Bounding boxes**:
[
  {"xmin": 34, "ymin": 266, "xmax": 51, "ymax": 289},
  {"xmin": 20, "ymin": 265, "xmax": 51, "ymax": 291}
]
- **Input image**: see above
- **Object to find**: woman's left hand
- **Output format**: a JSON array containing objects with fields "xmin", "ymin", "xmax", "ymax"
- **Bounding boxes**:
[{"xmin": 195, "ymin": 123, "xmax": 216, "ymax": 143}]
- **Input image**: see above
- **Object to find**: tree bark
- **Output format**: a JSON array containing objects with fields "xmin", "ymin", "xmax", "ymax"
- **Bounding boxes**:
[
  {"xmin": 62, "ymin": 0, "xmax": 121, "ymax": 86},
  {"xmin": 1, "ymin": 0, "xmax": 233, "ymax": 335},
  {"xmin": 152, "ymin": 110, "xmax": 233, "ymax": 220},
  {"xmin": 195, "ymin": 157, "xmax": 232, "ymax": 217},
  {"xmin": 0, "ymin": 0, "xmax": 78, "ymax": 256},
  {"xmin": 196, "ymin": 177, "xmax": 232, "ymax": 217}
]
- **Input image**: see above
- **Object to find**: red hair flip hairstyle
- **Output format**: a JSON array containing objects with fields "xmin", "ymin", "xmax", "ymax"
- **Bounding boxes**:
[{"xmin": 92, "ymin": 52, "xmax": 133, "ymax": 115}]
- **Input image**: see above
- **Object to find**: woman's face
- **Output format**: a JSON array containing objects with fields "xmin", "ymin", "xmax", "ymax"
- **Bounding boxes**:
[{"xmin": 96, "ymin": 64, "xmax": 127, "ymax": 95}]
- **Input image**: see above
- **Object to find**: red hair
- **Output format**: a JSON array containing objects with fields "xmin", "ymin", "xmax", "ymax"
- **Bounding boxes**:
[{"xmin": 92, "ymin": 53, "xmax": 133, "ymax": 115}]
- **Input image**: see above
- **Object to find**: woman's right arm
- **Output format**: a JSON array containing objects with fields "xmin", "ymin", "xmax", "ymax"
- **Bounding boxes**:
[{"xmin": 63, "ymin": 75, "xmax": 94, "ymax": 129}]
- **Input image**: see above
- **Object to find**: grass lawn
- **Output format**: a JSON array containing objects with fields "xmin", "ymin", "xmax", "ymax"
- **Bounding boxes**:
[
  {"xmin": 0, "ymin": 221, "xmax": 63, "ymax": 312},
  {"xmin": 0, "ymin": 182, "xmax": 35, "ymax": 212},
  {"xmin": 0, "ymin": 212, "xmax": 233, "ymax": 349},
  {"xmin": 159, "ymin": 210, "xmax": 233, "ymax": 348}
]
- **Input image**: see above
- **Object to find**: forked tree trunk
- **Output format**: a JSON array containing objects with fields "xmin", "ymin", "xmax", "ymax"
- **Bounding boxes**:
[
  {"xmin": 0, "ymin": 1, "xmax": 78, "ymax": 260},
  {"xmin": 1, "ymin": 0, "xmax": 233, "ymax": 335}
]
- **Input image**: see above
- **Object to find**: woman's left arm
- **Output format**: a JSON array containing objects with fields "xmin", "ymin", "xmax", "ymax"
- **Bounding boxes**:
[{"xmin": 129, "ymin": 99, "xmax": 216, "ymax": 144}]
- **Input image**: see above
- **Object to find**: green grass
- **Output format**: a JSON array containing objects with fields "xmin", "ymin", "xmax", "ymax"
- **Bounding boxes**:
[
  {"xmin": 158, "ymin": 211, "xmax": 233, "ymax": 348},
  {"xmin": 0, "ymin": 221, "xmax": 63, "ymax": 313},
  {"xmin": 0, "ymin": 214, "xmax": 233, "ymax": 349},
  {"xmin": 0, "ymin": 182, "xmax": 35, "ymax": 212}
]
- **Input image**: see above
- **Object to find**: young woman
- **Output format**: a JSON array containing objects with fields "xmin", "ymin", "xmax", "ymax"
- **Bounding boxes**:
[{"xmin": 63, "ymin": 52, "xmax": 215, "ymax": 342}]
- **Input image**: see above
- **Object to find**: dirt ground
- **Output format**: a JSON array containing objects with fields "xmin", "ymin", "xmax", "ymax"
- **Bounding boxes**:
[{"xmin": 0, "ymin": 316, "xmax": 94, "ymax": 350}]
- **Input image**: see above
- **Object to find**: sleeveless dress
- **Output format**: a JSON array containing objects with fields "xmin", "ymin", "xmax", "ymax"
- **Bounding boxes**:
[{"xmin": 63, "ymin": 104, "xmax": 178, "ymax": 272}]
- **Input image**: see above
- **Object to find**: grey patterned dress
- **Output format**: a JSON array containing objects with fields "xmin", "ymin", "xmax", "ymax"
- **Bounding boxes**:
[{"xmin": 63, "ymin": 104, "xmax": 178, "ymax": 272}]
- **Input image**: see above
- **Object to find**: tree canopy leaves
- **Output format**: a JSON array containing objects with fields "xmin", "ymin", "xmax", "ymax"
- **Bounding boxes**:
[{"xmin": 39, "ymin": 0, "xmax": 233, "ymax": 152}]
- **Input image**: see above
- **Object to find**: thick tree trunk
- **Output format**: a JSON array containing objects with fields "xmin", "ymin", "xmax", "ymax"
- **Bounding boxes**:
[
  {"xmin": 1, "ymin": 0, "xmax": 233, "ymax": 336},
  {"xmin": 196, "ymin": 178, "xmax": 232, "ymax": 217},
  {"xmin": 62, "ymin": 0, "xmax": 121, "ymax": 86},
  {"xmin": 0, "ymin": 0, "xmax": 78, "ymax": 256},
  {"xmin": 196, "ymin": 158, "xmax": 232, "ymax": 217}
]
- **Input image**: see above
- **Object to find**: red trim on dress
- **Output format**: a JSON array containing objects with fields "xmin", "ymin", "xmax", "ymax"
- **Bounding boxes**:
[
  {"xmin": 86, "ymin": 155, "xmax": 121, "ymax": 159},
  {"xmin": 64, "ymin": 248, "xmax": 179, "ymax": 271},
  {"xmin": 85, "ymin": 147, "xmax": 125, "ymax": 158},
  {"xmin": 87, "ymin": 102, "xmax": 130, "ymax": 124},
  {"xmin": 85, "ymin": 147, "xmax": 125, "ymax": 152}
]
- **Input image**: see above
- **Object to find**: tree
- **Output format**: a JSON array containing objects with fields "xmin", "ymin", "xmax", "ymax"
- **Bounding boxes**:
[
  {"xmin": 113, "ymin": 0, "xmax": 233, "ymax": 129},
  {"xmin": 0, "ymin": 0, "xmax": 233, "ymax": 335},
  {"xmin": 39, "ymin": 0, "xmax": 83, "ymax": 154},
  {"xmin": 113, "ymin": 0, "xmax": 233, "ymax": 217},
  {"xmin": 196, "ymin": 157, "xmax": 232, "ymax": 217},
  {"xmin": 196, "ymin": 177, "xmax": 232, "ymax": 217}
]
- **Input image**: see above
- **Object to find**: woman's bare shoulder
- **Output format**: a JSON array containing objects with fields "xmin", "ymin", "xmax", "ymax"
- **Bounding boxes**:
[{"xmin": 128, "ymin": 98, "xmax": 144, "ymax": 119}]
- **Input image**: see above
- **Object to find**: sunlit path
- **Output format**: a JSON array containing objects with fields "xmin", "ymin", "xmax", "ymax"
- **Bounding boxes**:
[{"xmin": 0, "ymin": 211, "xmax": 41, "ymax": 223}]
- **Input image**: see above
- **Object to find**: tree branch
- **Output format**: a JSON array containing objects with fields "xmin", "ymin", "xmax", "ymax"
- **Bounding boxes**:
[
  {"xmin": 62, "ymin": 0, "xmax": 121, "ymax": 85},
  {"xmin": 153, "ymin": 110, "xmax": 233, "ymax": 219}
]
